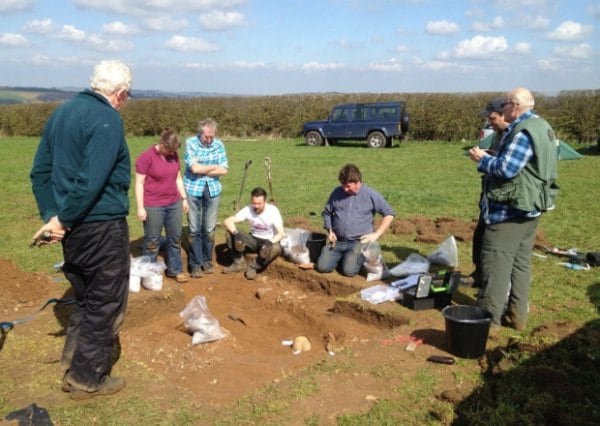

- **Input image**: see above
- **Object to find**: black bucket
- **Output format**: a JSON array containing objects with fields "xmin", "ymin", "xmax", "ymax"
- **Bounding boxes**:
[
  {"xmin": 442, "ymin": 305, "xmax": 492, "ymax": 359},
  {"xmin": 306, "ymin": 232, "xmax": 327, "ymax": 263}
]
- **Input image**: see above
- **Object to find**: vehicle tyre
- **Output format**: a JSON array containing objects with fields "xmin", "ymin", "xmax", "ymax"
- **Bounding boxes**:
[
  {"xmin": 367, "ymin": 131, "xmax": 386, "ymax": 148},
  {"xmin": 305, "ymin": 131, "xmax": 323, "ymax": 146}
]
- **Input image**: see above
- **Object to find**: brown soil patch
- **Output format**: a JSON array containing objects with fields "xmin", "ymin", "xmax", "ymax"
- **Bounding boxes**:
[
  {"xmin": 0, "ymin": 216, "xmax": 573, "ymax": 423},
  {"xmin": 389, "ymin": 215, "xmax": 552, "ymax": 247}
]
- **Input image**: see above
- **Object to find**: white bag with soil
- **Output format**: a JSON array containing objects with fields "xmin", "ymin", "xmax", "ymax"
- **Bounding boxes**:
[
  {"xmin": 180, "ymin": 295, "xmax": 226, "ymax": 345},
  {"xmin": 282, "ymin": 227, "xmax": 311, "ymax": 264}
]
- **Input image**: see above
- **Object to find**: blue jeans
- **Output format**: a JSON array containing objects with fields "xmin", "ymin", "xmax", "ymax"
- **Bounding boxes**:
[
  {"xmin": 143, "ymin": 201, "xmax": 183, "ymax": 276},
  {"xmin": 316, "ymin": 240, "xmax": 364, "ymax": 277},
  {"xmin": 187, "ymin": 187, "xmax": 220, "ymax": 270}
]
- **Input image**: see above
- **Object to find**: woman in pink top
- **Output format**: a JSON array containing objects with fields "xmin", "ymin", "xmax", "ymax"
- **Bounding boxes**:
[{"xmin": 135, "ymin": 129, "xmax": 189, "ymax": 283}]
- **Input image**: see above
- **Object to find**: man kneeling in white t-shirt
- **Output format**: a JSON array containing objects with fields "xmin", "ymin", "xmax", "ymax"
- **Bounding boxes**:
[{"xmin": 223, "ymin": 187, "xmax": 285, "ymax": 280}]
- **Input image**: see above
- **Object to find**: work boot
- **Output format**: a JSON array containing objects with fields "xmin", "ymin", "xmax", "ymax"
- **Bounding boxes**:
[
  {"xmin": 223, "ymin": 259, "xmax": 247, "ymax": 274},
  {"xmin": 503, "ymin": 312, "xmax": 527, "ymax": 331},
  {"xmin": 190, "ymin": 267, "xmax": 204, "ymax": 278},
  {"xmin": 233, "ymin": 234, "xmax": 246, "ymax": 253},
  {"xmin": 61, "ymin": 371, "xmax": 71, "ymax": 392},
  {"xmin": 258, "ymin": 241, "xmax": 273, "ymax": 259},
  {"xmin": 175, "ymin": 273, "xmax": 189, "ymax": 283},
  {"xmin": 67, "ymin": 376, "xmax": 126, "ymax": 401},
  {"xmin": 245, "ymin": 266, "xmax": 257, "ymax": 280},
  {"xmin": 202, "ymin": 262, "xmax": 215, "ymax": 274}
]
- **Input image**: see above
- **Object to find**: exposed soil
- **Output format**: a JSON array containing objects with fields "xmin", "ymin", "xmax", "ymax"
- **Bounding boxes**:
[{"xmin": 1, "ymin": 216, "xmax": 591, "ymax": 425}]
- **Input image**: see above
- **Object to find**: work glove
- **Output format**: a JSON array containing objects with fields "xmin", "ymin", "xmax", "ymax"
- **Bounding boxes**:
[
  {"xmin": 258, "ymin": 241, "xmax": 273, "ymax": 259},
  {"xmin": 233, "ymin": 233, "xmax": 246, "ymax": 253}
]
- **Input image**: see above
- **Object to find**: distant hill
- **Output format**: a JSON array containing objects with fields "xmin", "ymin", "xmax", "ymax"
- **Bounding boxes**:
[{"xmin": 0, "ymin": 86, "xmax": 241, "ymax": 105}]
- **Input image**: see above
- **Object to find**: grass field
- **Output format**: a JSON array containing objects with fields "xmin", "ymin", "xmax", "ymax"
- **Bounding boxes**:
[{"xmin": 1, "ymin": 136, "xmax": 599, "ymax": 424}]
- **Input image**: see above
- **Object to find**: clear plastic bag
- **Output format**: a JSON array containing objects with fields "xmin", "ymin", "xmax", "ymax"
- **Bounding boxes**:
[
  {"xmin": 389, "ymin": 253, "xmax": 430, "ymax": 277},
  {"xmin": 427, "ymin": 236, "xmax": 459, "ymax": 268},
  {"xmin": 180, "ymin": 295, "xmax": 226, "ymax": 344},
  {"xmin": 130, "ymin": 256, "xmax": 167, "ymax": 291},
  {"xmin": 284, "ymin": 227, "xmax": 312, "ymax": 264},
  {"xmin": 362, "ymin": 242, "xmax": 385, "ymax": 281},
  {"xmin": 360, "ymin": 284, "xmax": 401, "ymax": 304}
]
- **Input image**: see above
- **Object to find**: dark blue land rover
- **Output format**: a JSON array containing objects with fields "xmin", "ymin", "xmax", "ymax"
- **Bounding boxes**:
[{"xmin": 302, "ymin": 101, "xmax": 409, "ymax": 148}]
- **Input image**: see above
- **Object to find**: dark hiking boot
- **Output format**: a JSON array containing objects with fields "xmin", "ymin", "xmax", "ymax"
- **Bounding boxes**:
[
  {"xmin": 67, "ymin": 377, "xmax": 126, "ymax": 401},
  {"xmin": 503, "ymin": 312, "xmax": 527, "ymax": 331},
  {"xmin": 61, "ymin": 372, "xmax": 71, "ymax": 392},
  {"xmin": 233, "ymin": 234, "xmax": 246, "ymax": 253},
  {"xmin": 244, "ymin": 266, "xmax": 257, "ymax": 280},
  {"xmin": 258, "ymin": 241, "xmax": 272, "ymax": 259},
  {"xmin": 223, "ymin": 259, "xmax": 247, "ymax": 274},
  {"xmin": 190, "ymin": 267, "xmax": 204, "ymax": 278},
  {"xmin": 202, "ymin": 263, "xmax": 215, "ymax": 274}
]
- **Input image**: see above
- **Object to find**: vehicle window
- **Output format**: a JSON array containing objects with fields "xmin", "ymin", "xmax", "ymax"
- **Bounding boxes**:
[
  {"xmin": 332, "ymin": 107, "xmax": 358, "ymax": 121},
  {"xmin": 380, "ymin": 106, "xmax": 398, "ymax": 120},
  {"xmin": 331, "ymin": 108, "xmax": 347, "ymax": 121},
  {"xmin": 367, "ymin": 107, "xmax": 382, "ymax": 119}
]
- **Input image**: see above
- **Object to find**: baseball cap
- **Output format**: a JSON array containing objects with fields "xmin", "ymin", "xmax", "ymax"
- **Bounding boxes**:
[{"xmin": 479, "ymin": 96, "xmax": 504, "ymax": 118}]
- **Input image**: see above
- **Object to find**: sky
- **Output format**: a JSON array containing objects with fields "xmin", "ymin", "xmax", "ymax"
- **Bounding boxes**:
[{"xmin": 0, "ymin": 0, "xmax": 599, "ymax": 95}]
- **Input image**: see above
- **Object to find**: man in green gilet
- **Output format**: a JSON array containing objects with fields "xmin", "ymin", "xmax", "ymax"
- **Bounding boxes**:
[{"xmin": 468, "ymin": 87, "xmax": 559, "ymax": 330}]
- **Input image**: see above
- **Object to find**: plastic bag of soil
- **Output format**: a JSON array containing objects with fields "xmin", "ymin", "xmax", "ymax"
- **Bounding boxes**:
[
  {"xmin": 283, "ymin": 227, "xmax": 311, "ymax": 264},
  {"xmin": 389, "ymin": 253, "xmax": 430, "ymax": 277},
  {"xmin": 180, "ymin": 295, "xmax": 226, "ymax": 344},
  {"xmin": 130, "ymin": 256, "xmax": 167, "ymax": 291},
  {"xmin": 427, "ymin": 236, "xmax": 459, "ymax": 268},
  {"xmin": 361, "ymin": 242, "xmax": 385, "ymax": 281}
]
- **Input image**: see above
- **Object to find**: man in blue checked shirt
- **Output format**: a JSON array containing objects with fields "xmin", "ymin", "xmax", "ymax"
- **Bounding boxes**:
[
  {"xmin": 468, "ymin": 87, "xmax": 559, "ymax": 331},
  {"xmin": 183, "ymin": 118, "xmax": 229, "ymax": 278}
]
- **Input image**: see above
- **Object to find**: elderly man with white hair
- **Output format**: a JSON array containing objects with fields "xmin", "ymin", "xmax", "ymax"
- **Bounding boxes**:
[
  {"xmin": 468, "ymin": 87, "xmax": 559, "ymax": 331},
  {"xmin": 30, "ymin": 59, "xmax": 133, "ymax": 400}
]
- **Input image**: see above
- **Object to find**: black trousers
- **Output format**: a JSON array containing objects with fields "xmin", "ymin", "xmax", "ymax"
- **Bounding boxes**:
[
  {"xmin": 61, "ymin": 218, "xmax": 130, "ymax": 391},
  {"xmin": 225, "ymin": 231, "xmax": 281, "ymax": 269}
]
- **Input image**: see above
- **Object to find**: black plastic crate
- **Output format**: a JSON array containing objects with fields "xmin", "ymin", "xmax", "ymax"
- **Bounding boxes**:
[{"xmin": 401, "ymin": 288, "xmax": 452, "ymax": 311}]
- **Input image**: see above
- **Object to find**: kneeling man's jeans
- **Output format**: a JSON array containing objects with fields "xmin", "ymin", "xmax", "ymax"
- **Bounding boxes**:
[{"xmin": 317, "ymin": 240, "xmax": 363, "ymax": 277}]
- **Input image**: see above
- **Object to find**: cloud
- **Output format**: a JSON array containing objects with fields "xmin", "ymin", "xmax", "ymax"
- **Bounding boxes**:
[
  {"xmin": 395, "ymin": 45, "xmax": 410, "ymax": 53},
  {"xmin": 537, "ymin": 58, "xmax": 560, "ymax": 71},
  {"xmin": 547, "ymin": 20, "xmax": 593, "ymax": 40},
  {"xmin": 514, "ymin": 42, "xmax": 531, "ymax": 54},
  {"xmin": 301, "ymin": 61, "xmax": 346, "ymax": 71},
  {"xmin": 337, "ymin": 39, "xmax": 353, "ymax": 49},
  {"xmin": 184, "ymin": 62, "xmax": 217, "ymax": 70},
  {"xmin": 426, "ymin": 20, "xmax": 460, "ymax": 35},
  {"xmin": 0, "ymin": 33, "xmax": 28, "ymax": 47},
  {"xmin": 87, "ymin": 34, "xmax": 134, "ymax": 51},
  {"xmin": 417, "ymin": 59, "xmax": 477, "ymax": 73},
  {"xmin": 58, "ymin": 25, "xmax": 87, "ymax": 42},
  {"xmin": 0, "ymin": 0, "xmax": 33, "ymax": 14},
  {"xmin": 24, "ymin": 20, "xmax": 133, "ymax": 52},
  {"xmin": 453, "ymin": 35, "xmax": 508, "ymax": 58},
  {"xmin": 103, "ymin": 21, "xmax": 140, "ymax": 35},
  {"xmin": 143, "ymin": 17, "xmax": 188, "ymax": 32},
  {"xmin": 164, "ymin": 35, "xmax": 219, "ymax": 52},
  {"xmin": 199, "ymin": 10, "xmax": 245, "ymax": 31},
  {"xmin": 367, "ymin": 58, "xmax": 404, "ymax": 72},
  {"xmin": 588, "ymin": 3, "xmax": 600, "ymax": 19},
  {"xmin": 73, "ymin": 0, "xmax": 247, "ymax": 17},
  {"xmin": 525, "ymin": 15, "xmax": 550, "ymax": 30},
  {"xmin": 23, "ymin": 19, "xmax": 57, "ymax": 34},
  {"xmin": 554, "ymin": 43, "xmax": 591, "ymax": 58},
  {"xmin": 233, "ymin": 61, "xmax": 265, "ymax": 69},
  {"xmin": 471, "ymin": 16, "xmax": 504, "ymax": 32}
]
